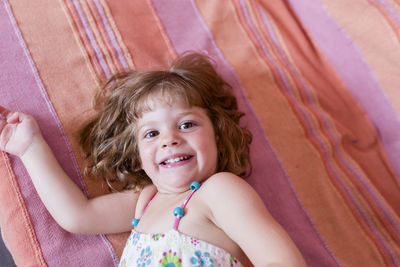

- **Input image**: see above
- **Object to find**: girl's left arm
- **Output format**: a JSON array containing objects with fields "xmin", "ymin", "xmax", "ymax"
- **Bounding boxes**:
[{"xmin": 204, "ymin": 172, "xmax": 307, "ymax": 267}]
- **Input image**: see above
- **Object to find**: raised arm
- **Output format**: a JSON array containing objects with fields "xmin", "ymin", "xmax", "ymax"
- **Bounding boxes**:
[
  {"xmin": 205, "ymin": 173, "xmax": 307, "ymax": 267},
  {"xmin": 0, "ymin": 106, "xmax": 139, "ymax": 234}
]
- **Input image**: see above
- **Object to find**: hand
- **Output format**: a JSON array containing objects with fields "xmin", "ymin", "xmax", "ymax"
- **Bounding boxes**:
[{"xmin": 0, "ymin": 106, "xmax": 42, "ymax": 157}]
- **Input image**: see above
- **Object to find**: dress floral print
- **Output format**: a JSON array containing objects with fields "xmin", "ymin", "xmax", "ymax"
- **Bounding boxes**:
[
  {"xmin": 119, "ymin": 183, "xmax": 243, "ymax": 267},
  {"xmin": 119, "ymin": 229, "xmax": 243, "ymax": 267}
]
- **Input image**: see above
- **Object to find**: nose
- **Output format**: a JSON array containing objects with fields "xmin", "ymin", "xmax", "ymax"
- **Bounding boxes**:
[{"xmin": 161, "ymin": 130, "xmax": 180, "ymax": 148}]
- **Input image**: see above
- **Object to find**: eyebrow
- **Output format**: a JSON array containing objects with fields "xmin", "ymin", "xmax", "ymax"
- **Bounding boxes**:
[{"xmin": 136, "ymin": 110, "xmax": 204, "ymax": 133}]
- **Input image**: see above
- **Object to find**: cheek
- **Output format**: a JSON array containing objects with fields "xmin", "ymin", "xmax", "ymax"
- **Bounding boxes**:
[
  {"xmin": 137, "ymin": 142, "xmax": 158, "ymax": 172},
  {"xmin": 137, "ymin": 143, "xmax": 148, "ymax": 167}
]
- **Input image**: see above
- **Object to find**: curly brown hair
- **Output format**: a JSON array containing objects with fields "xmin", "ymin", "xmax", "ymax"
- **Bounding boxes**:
[{"xmin": 79, "ymin": 52, "xmax": 252, "ymax": 192}]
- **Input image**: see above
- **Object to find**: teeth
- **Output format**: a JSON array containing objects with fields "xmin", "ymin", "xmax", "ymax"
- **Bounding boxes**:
[{"xmin": 164, "ymin": 156, "xmax": 190, "ymax": 164}]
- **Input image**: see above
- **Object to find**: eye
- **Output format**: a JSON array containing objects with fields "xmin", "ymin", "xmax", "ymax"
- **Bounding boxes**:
[
  {"xmin": 179, "ymin": 121, "xmax": 196, "ymax": 130},
  {"xmin": 144, "ymin": 130, "xmax": 159, "ymax": 139}
]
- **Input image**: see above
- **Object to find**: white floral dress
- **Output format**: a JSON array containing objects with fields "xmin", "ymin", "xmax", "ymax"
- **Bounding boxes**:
[
  {"xmin": 119, "ymin": 183, "xmax": 243, "ymax": 267},
  {"xmin": 119, "ymin": 229, "xmax": 243, "ymax": 267}
]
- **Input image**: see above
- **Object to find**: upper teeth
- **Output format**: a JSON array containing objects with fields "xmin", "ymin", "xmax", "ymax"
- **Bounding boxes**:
[{"xmin": 164, "ymin": 156, "xmax": 190, "ymax": 164}]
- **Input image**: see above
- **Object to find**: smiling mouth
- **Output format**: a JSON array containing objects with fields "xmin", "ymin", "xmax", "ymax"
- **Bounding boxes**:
[{"xmin": 160, "ymin": 155, "xmax": 193, "ymax": 166}]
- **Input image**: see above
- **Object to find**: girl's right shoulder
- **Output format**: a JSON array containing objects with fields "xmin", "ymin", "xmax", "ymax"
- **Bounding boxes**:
[{"xmin": 134, "ymin": 184, "xmax": 157, "ymax": 218}]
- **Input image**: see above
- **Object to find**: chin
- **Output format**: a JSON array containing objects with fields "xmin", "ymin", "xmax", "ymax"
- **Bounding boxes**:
[{"xmin": 156, "ymin": 175, "xmax": 193, "ymax": 188}]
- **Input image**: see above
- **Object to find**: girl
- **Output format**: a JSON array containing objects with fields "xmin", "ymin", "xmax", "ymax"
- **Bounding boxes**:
[{"xmin": 0, "ymin": 53, "xmax": 306, "ymax": 266}]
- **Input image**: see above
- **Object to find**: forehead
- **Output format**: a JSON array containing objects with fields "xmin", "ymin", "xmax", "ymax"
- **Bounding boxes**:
[
  {"xmin": 145, "ymin": 90, "xmax": 186, "ymax": 108},
  {"xmin": 138, "ymin": 94, "xmax": 200, "ymax": 119},
  {"xmin": 135, "ymin": 88, "xmax": 198, "ymax": 117}
]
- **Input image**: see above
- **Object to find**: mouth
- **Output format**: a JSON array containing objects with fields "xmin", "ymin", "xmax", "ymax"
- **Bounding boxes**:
[{"xmin": 159, "ymin": 155, "xmax": 193, "ymax": 166}]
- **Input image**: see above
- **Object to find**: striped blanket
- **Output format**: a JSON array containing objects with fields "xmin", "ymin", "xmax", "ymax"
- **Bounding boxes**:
[{"xmin": 0, "ymin": 1, "xmax": 399, "ymax": 266}]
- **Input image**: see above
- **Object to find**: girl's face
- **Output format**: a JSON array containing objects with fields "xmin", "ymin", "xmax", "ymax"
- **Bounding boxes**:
[{"xmin": 136, "ymin": 95, "xmax": 218, "ymax": 193}]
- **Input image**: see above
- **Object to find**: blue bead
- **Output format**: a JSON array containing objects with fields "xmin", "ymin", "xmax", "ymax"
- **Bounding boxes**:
[
  {"xmin": 190, "ymin": 181, "xmax": 201, "ymax": 191},
  {"xmin": 131, "ymin": 218, "xmax": 139, "ymax": 227},
  {"xmin": 173, "ymin": 207, "xmax": 184, "ymax": 217}
]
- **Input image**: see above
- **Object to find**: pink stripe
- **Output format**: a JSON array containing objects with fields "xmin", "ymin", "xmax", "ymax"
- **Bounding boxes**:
[
  {"xmin": 286, "ymin": 1, "xmax": 400, "ymax": 264},
  {"xmin": 70, "ymin": 0, "xmax": 111, "ymax": 78},
  {"xmin": 151, "ymin": 1, "xmax": 339, "ymax": 266},
  {"xmin": 254, "ymin": 0, "xmax": 400, "ymax": 251},
  {"xmin": 92, "ymin": 0, "xmax": 131, "ymax": 72},
  {"xmin": 374, "ymin": 0, "xmax": 400, "ymax": 27},
  {"xmin": 288, "ymin": 0, "xmax": 400, "ymax": 181},
  {"xmin": 239, "ymin": 1, "xmax": 396, "ymax": 262},
  {"xmin": 238, "ymin": 1, "xmax": 370, "ymax": 263},
  {"xmin": 1, "ymin": 1, "xmax": 118, "ymax": 266},
  {"xmin": 237, "ymin": 2, "xmax": 345, "ymax": 264}
]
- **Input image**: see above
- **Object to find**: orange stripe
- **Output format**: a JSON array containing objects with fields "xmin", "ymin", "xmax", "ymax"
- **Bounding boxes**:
[
  {"xmin": 13, "ymin": 0, "xmax": 102, "ymax": 196},
  {"xmin": 249, "ymin": 0, "xmax": 400, "ymax": 251},
  {"xmin": 64, "ymin": 0, "xmax": 134, "ymax": 258},
  {"xmin": 98, "ymin": 0, "xmax": 177, "ymax": 255},
  {"xmin": 104, "ymin": 0, "xmax": 175, "ymax": 70},
  {"xmin": 262, "ymin": 0, "xmax": 400, "ymax": 263},
  {"xmin": 86, "ymin": 1, "xmax": 125, "ymax": 73},
  {"xmin": 98, "ymin": 0, "xmax": 135, "ymax": 70},
  {"xmin": 249, "ymin": 1, "xmax": 400, "ymax": 264},
  {"xmin": 261, "ymin": 0, "xmax": 400, "ymax": 253},
  {"xmin": 79, "ymin": 0, "xmax": 116, "ymax": 75},
  {"xmin": 195, "ymin": 0, "xmax": 388, "ymax": 265},
  {"xmin": 368, "ymin": 0, "xmax": 400, "ymax": 43},
  {"xmin": 319, "ymin": 0, "xmax": 400, "ymax": 214},
  {"xmin": 148, "ymin": 1, "xmax": 177, "ymax": 60},
  {"xmin": 64, "ymin": 0, "xmax": 106, "ymax": 81},
  {"xmin": 235, "ymin": 1, "xmax": 303, "ymax": 103},
  {"xmin": 13, "ymin": 0, "xmax": 133, "ymax": 259},
  {"xmin": 394, "ymin": 0, "xmax": 400, "ymax": 13},
  {"xmin": 0, "ymin": 153, "xmax": 47, "ymax": 267},
  {"xmin": 233, "ymin": 2, "xmax": 393, "ymax": 263},
  {"xmin": 321, "ymin": 0, "xmax": 400, "ymax": 116}
]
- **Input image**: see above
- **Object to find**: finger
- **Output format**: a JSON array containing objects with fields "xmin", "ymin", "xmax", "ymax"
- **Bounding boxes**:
[
  {"xmin": 0, "ymin": 106, "xmax": 12, "ymax": 120},
  {"xmin": 8, "ymin": 111, "xmax": 28, "ymax": 122},
  {"xmin": 6, "ymin": 112, "xmax": 21, "ymax": 123},
  {"xmin": 0, "ymin": 120, "xmax": 5, "ymax": 133},
  {"xmin": 0, "ymin": 125, "xmax": 12, "ymax": 152}
]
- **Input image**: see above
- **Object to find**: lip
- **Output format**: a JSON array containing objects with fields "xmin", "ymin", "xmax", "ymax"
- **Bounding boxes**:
[{"xmin": 159, "ymin": 153, "xmax": 194, "ymax": 168}]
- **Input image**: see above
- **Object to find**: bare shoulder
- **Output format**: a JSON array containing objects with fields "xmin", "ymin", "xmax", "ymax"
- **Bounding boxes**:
[
  {"xmin": 200, "ymin": 172, "xmax": 257, "ymax": 201},
  {"xmin": 202, "ymin": 172, "xmax": 250, "ymax": 188},
  {"xmin": 198, "ymin": 172, "xmax": 265, "ymax": 220},
  {"xmin": 200, "ymin": 173, "xmax": 307, "ymax": 266}
]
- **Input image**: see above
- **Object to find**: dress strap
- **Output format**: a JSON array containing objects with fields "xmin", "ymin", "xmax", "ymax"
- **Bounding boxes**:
[
  {"xmin": 131, "ymin": 181, "xmax": 201, "ymax": 229},
  {"xmin": 131, "ymin": 192, "xmax": 157, "ymax": 227},
  {"xmin": 172, "ymin": 181, "xmax": 201, "ymax": 230}
]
